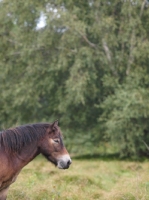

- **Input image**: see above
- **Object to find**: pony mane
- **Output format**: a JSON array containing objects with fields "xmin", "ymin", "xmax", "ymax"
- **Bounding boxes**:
[{"xmin": 0, "ymin": 123, "xmax": 51, "ymax": 152}]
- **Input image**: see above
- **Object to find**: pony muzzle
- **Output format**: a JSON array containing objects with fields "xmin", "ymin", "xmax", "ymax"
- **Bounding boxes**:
[{"xmin": 57, "ymin": 155, "xmax": 72, "ymax": 169}]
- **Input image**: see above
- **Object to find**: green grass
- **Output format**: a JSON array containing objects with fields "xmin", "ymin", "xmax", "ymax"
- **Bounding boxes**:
[{"xmin": 7, "ymin": 155, "xmax": 149, "ymax": 200}]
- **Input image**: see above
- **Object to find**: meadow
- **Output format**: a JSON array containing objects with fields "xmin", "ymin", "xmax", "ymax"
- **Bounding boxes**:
[{"xmin": 8, "ymin": 155, "xmax": 149, "ymax": 200}]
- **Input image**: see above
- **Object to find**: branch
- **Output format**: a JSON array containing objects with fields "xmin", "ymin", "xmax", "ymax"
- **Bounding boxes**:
[
  {"xmin": 102, "ymin": 40, "xmax": 111, "ymax": 62},
  {"xmin": 77, "ymin": 31, "xmax": 97, "ymax": 48},
  {"xmin": 142, "ymin": 140, "xmax": 149, "ymax": 151},
  {"xmin": 6, "ymin": 38, "xmax": 22, "ymax": 45},
  {"xmin": 126, "ymin": 30, "xmax": 135, "ymax": 75},
  {"xmin": 8, "ymin": 47, "xmax": 45, "ymax": 56},
  {"xmin": 56, "ymin": 47, "xmax": 77, "ymax": 53},
  {"xmin": 102, "ymin": 39, "xmax": 118, "ymax": 76},
  {"xmin": 140, "ymin": 0, "xmax": 147, "ymax": 17}
]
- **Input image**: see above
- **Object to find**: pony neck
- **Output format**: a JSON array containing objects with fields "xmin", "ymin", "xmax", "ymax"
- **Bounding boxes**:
[{"xmin": 12, "ymin": 141, "xmax": 40, "ymax": 168}]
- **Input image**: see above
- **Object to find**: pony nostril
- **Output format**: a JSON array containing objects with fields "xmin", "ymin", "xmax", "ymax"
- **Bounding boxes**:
[{"xmin": 67, "ymin": 159, "xmax": 72, "ymax": 166}]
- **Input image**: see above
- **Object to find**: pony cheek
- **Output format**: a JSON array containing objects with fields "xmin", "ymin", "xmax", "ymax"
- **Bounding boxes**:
[{"xmin": 40, "ymin": 144, "xmax": 58, "ymax": 165}]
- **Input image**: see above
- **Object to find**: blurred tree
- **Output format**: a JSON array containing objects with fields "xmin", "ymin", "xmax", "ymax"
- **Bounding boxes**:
[{"xmin": 0, "ymin": 0, "xmax": 149, "ymax": 157}]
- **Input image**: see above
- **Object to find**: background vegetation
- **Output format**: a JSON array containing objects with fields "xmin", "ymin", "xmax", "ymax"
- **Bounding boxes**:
[
  {"xmin": 1, "ymin": 0, "xmax": 149, "ymax": 157},
  {"xmin": 8, "ymin": 155, "xmax": 149, "ymax": 200}
]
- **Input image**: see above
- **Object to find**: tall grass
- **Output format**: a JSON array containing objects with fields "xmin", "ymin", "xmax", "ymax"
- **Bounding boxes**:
[{"xmin": 8, "ymin": 155, "xmax": 149, "ymax": 200}]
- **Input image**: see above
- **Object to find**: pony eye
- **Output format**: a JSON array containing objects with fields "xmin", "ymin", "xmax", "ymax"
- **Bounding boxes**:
[{"xmin": 53, "ymin": 139, "xmax": 59, "ymax": 144}]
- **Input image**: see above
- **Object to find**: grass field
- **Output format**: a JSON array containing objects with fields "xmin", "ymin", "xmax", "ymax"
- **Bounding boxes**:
[{"xmin": 7, "ymin": 155, "xmax": 149, "ymax": 200}]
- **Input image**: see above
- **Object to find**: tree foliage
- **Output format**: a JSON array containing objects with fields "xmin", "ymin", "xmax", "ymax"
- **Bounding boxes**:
[{"xmin": 0, "ymin": 0, "xmax": 149, "ymax": 157}]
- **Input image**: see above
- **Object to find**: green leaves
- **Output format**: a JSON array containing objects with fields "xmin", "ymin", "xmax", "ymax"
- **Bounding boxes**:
[{"xmin": 0, "ymin": 0, "xmax": 149, "ymax": 157}]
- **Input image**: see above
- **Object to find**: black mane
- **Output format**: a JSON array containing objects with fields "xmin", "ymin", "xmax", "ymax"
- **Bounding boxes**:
[{"xmin": 0, "ymin": 123, "xmax": 51, "ymax": 152}]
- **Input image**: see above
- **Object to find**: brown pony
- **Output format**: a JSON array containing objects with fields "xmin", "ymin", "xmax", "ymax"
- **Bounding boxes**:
[{"xmin": 0, "ymin": 121, "xmax": 71, "ymax": 200}]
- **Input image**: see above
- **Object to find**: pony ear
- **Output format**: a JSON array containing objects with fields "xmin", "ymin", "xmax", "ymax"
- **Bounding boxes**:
[
  {"xmin": 54, "ymin": 120, "xmax": 58, "ymax": 126},
  {"xmin": 51, "ymin": 120, "xmax": 58, "ymax": 130}
]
